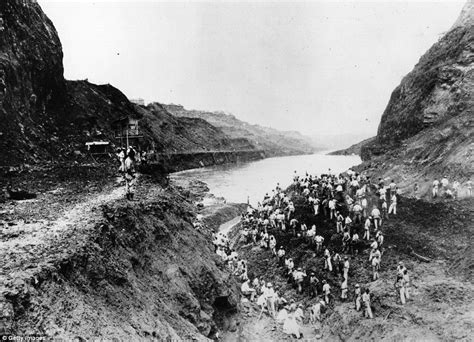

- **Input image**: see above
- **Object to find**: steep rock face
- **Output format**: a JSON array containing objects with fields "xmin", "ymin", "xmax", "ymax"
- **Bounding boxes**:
[
  {"xmin": 0, "ymin": 1, "xmax": 257, "ymax": 167},
  {"xmin": 373, "ymin": 8, "xmax": 473, "ymax": 148},
  {"xmin": 0, "ymin": 0, "xmax": 66, "ymax": 164},
  {"xmin": 164, "ymin": 104, "xmax": 315, "ymax": 157},
  {"xmin": 356, "ymin": 1, "xmax": 473, "ymax": 192}
]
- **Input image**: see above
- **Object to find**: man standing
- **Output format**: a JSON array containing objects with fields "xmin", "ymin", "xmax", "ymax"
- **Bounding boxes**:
[
  {"xmin": 336, "ymin": 211, "xmax": 344, "ymax": 233},
  {"xmin": 354, "ymin": 284, "xmax": 361, "ymax": 311},
  {"xmin": 277, "ymin": 246, "xmax": 286, "ymax": 266},
  {"xmin": 441, "ymin": 176, "xmax": 449, "ymax": 189},
  {"xmin": 343, "ymin": 257, "xmax": 350, "ymax": 280},
  {"xmin": 322, "ymin": 280, "xmax": 331, "ymax": 304},
  {"xmin": 324, "ymin": 249, "xmax": 333, "ymax": 272},
  {"xmin": 294, "ymin": 268, "xmax": 307, "ymax": 294},
  {"xmin": 433, "ymin": 179, "xmax": 440, "ymax": 198},
  {"xmin": 395, "ymin": 274, "xmax": 406, "ymax": 305},
  {"xmin": 342, "ymin": 230, "xmax": 351, "ymax": 253},
  {"xmin": 363, "ymin": 216, "xmax": 371, "ymax": 240},
  {"xmin": 314, "ymin": 235, "xmax": 324, "ymax": 254},
  {"xmin": 362, "ymin": 289, "xmax": 373, "ymax": 318},
  {"xmin": 344, "ymin": 215, "xmax": 353, "ymax": 231},
  {"xmin": 264, "ymin": 283, "xmax": 277, "ymax": 318},
  {"xmin": 388, "ymin": 193, "xmax": 397, "ymax": 216},
  {"xmin": 371, "ymin": 206, "xmax": 381, "ymax": 229},
  {"xmin": 309, "ymin": 272, "xmax": 319, "ymax": 298},
  {"xmin": 389, "ymin": 180, "xmax": 397, "ymax": 197},
  {"xmin": 372, "ymin": 255, "xmax": 380, "ymax": 281},
  {"xmin": 340, "ymin": 277, "xmax": 348, "ymax": 300}
]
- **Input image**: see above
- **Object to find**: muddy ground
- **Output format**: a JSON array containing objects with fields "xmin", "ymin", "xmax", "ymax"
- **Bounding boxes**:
[
  {"xmin": 1, "ymin": 163, "xmax": 472, "ymax": 341},
  {"xmin": 0, "ymin": 164, "xmax": 246, "ymax": 340},
  {"xmin": 223, "ymin": 187, "xmax": 473, "ymax": 341}
]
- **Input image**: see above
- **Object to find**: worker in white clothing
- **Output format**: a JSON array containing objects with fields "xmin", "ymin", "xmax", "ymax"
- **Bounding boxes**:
[
  {"xmin": 322, "ymin": 280, "xmax": 331, "ymax": 304},
  {"xmin": 362, "ymin": 289, "xmax": 373, "ymax": 318}
]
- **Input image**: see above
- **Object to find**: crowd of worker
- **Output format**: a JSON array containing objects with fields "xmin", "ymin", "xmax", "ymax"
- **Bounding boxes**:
[
  {"xmin": 213, "ymin": 169, "xmax": 417, "ymax": 338},
  {"xmin": 430, "ymin": 176, "xmax": 471, "ymax": 199}
]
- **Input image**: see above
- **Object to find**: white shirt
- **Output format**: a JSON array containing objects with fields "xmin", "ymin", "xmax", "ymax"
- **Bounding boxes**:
[
  {"xmin": 314, "ymin": 235, "xmax": 324, "ymax": 244},
  {"xmin": 371, "ymin": 208, "xmax": 381, "ymax": 217},
  {"xmin": 241, "ymin": 282, "xmax": 252, "ymax": 292}
]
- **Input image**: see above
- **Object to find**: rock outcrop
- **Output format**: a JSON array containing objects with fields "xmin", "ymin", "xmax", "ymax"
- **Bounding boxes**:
[
  {"xmin": 0, "ymin": 0, "xmax": 66, "ymax": 165},
  {"xmin": 0, "ymin": 0, "xmax": 259, "ymax": 167},
  {"xmin": 350, "ymin": 1, "xmax": 473, "ymax": 193}
]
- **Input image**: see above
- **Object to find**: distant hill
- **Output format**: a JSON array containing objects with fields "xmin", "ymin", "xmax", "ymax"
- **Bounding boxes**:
[
  {"xmin": 329, "ymin": 137, "xmax": 375, "ymax": 156},
  {"xmin": 164, "ymin": 104, "xmax": 316, "ymax": 157}
]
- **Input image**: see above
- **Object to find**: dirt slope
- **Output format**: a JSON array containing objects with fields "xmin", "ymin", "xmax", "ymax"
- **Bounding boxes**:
[
  {"xmin": 224, "ymin": 186, "xmax": 473, "ymax": 341},
  {"xmin": 0, "ymin": 172, "xmax": 240, "ymax": 340}
]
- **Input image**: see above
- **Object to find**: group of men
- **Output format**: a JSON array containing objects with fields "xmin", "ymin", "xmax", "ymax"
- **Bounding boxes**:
[
  {"xmin": 230, "ymin": 168, "xmax": 416, "ymax": 337},
  {"xmin": 432, "ymin": 176, "xmax": 470, "ymax": 199}
]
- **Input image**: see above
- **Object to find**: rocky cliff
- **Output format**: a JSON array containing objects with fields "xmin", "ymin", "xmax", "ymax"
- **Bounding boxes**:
[
  {"xmin": 0, "ymin": 0, "xmax": 66, "ymax": 165},
  {"xmin": 0, "ymin": 0, "xmax": 258, "ymax": 167},
  {"xmin": 164, "ymin": 104, "xmax": 315, "ymax": 157},
  {"xmin": 352, "ymin": 1, "xmax": 473, "ymax": 193}
]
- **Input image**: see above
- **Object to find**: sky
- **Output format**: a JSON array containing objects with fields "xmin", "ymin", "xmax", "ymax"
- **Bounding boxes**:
[{"xmin": 38, "ymin": 0, "xmax": 465, "ymax": 141}]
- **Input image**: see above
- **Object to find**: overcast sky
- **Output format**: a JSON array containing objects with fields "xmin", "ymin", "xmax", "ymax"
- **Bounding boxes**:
[{"xmin": 38, "ymin": 0, "xmax": 464, "ymax": 139}]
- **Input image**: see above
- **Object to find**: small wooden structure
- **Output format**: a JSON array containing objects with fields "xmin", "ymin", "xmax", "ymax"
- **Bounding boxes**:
[
  {"xmin": 85, "ymin": 141, "xmax": 110, "ymax": 155},
  {"xmin": 112, "ymin": 117, "xmax": 143, "ymax": 149}
]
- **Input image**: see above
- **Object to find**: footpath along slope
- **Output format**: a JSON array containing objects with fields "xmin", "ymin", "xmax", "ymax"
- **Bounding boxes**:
[{"xmin": 0, "ymin": 171, "xmax": 242, "ymax": 340}]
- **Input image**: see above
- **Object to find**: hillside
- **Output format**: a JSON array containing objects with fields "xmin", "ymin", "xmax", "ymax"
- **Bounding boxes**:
[
  {"xmin": 329, "ymin": 136, "xmax": 375, "ymax": 156},
  {"xmin": 164, "ymin": 104, "xmax": 315, "ymax": 157},
  {"xmin": 0, "ymin": 0, "xmax": 258, "ymax": 168},
  {"xmin": 341, "ymin": 1, "xmax": 473, "ymax": 196}
]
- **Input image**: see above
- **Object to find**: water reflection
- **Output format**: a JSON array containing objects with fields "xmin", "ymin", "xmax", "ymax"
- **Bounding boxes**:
[{"xmin": 171, "ymin": 153, "xmax": 361, "ymax": 205}]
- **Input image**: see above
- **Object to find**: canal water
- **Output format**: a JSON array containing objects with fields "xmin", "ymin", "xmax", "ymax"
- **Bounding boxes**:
[{"xmin": 171, "ymin": 152, "xmax": 361, "ymax": 206}]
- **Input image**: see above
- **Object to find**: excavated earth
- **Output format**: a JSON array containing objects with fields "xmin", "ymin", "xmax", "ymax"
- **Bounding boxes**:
[
  {"xmin": 223, "ymin": 186, "xmax": 474, "ymax": 342},
  {"xmin": 0, "ymin": 165, "xmax": 245, "ymax": 340}
]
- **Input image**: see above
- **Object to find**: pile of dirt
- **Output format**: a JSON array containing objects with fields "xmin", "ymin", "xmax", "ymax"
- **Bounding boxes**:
[
  {"xmin": 224, "ymin": 187, "xmax": 473, "ymax": 341},
  {"xmin": 0, "ymin": 172, "xmax": 241, "ymax": 340}
]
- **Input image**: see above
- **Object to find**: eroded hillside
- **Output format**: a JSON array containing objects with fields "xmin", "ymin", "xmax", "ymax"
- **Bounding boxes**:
[
  {"xmin": 353, "ymin": 1, "xmax": 473, "ymax": 194},
  {"xmin": 164, "ymin": 104, "xmax": 315, "ymax": 157},
  {"xmin": 0, "ymin": 0, "xmax": 259, "ymax": 168}
]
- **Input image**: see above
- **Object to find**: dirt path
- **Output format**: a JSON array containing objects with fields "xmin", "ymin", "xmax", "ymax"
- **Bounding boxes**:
[{"xmin": 0, "ymin": 177, "xmax": 133, "ymax": 294}]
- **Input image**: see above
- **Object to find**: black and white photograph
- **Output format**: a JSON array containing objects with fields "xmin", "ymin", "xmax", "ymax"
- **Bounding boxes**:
[{"xmin": 0, "ymin": 0, "xmax": 473, "ymax": 340}]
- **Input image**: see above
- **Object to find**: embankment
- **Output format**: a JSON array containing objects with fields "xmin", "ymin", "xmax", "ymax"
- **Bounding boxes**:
[
  {"xmin": 154, "ymin": 150, "xmax": 266, "ymax": 173},
  {"xmin": 0, "ymin": 176, "xmax": 240, "ymax": 340}
]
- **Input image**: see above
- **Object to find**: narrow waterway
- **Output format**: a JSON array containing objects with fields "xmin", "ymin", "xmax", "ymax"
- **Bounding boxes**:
[{"xmin": 171, "ymin": 152, "xmax": 361, "ymax": 206}]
